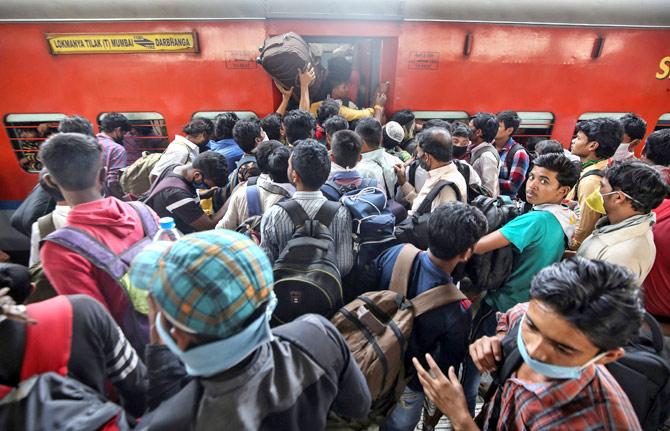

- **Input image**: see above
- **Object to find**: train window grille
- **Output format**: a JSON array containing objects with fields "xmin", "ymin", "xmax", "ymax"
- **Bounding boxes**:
[
  {"xmin": 653, "ymin": 113, "xmax": 670, "ymax": 132},
  {"xmin": 4, "ymin": 113, "xmax": 65, "ymax": 173},
  {"xmin": 413, "ymin": 111, "xmax": 470, "ymax": 128},
  {"xmin": 192, "ymin": 111, "xmax": 259, "ymax": 122},
  {"xmin": 515, "ymin": 111, "xmax": 554, "ymax": 147},
  {"xmin": 97, "ymin": 112, "xmax": 169, "ymax": 153}
]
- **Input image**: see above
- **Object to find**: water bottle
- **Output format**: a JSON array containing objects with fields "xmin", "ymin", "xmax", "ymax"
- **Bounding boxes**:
[{"xmin": 153, "ymin": 217, "xmax": 182, "ymax": 242}]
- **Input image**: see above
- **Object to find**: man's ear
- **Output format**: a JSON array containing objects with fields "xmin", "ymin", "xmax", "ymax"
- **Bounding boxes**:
[
  {"xmin": 329, "ymin": 153, "xmax": 335, "ymax": 162},
  {"xmin": 588, "ymin": 140, "xmax": 600, "ymax": 154},
  {"xmin": 42, "ymin": 172, "xmax": 59, "ymax": 190},
  {"xmin": 558, "ymin": 185, "xmax": 572, "ymax": 199},
  {"xmin": 595, "ymin": 347, "xmax": 625, "ymax": 365},
  {"xmin": 357, "ymin": 153, "xmax": 363, "ymax": 162},
  {"xmin": 505, "ymin": 126, "xmax": 514, "ymax": 136},
  {"xmin": 458, "ymin": 246, "xmax": 474, "ymax": 263}
]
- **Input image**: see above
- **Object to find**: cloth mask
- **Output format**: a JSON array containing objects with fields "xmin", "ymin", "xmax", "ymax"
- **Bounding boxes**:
[
  {"xmin": 585, "ymin": 187, "xmax": 610, "ymax": 214},
  {"xmin": 155, "ymin": 293, "xmax": 277, "ymax": 378},
  {"xmin": 452, "ymin": 146, "xmax": 468, "ymax": 158},
  {"xmin": 517, "ymin": 315, "xmax": 607, "ymax": 379}
]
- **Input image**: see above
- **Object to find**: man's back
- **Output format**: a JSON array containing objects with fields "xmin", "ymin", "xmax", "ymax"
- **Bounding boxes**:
[
  {"xmin": 358, "ymin": 149, "xmax": 401, "ymax": 198},
  {"xmin": 145, "ymin": 315, "xmax": 371, "ymax": 430},
  {"xmin": 219, "ymin": 176, "xmax": 293, "ymax": 230},
  {"xmin": 40, "ymin": 197, "xmax": 153, "ymax": 328},
  {"xmin": 144, "ymin": 170, "xmax": 202, "ymax": 234},
  {"xmin": 150, "ymin": 135, "xmax": 198, "ymax": 179}
]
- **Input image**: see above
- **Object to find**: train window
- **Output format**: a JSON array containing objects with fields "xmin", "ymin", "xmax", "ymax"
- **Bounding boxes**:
[
  {"xmin": 4, "ymin": 113, "xmax": 64, "ymax": 173},
  {"xmin": 653, "ymin": 113, "xmax": 670, "ymax": 132},
  {"xmin": 192, "ymin": 111, "xmax": 259, "ymax": 122},
  {"xmin": 97, "ymin": 112, "xmax": 168, "ymax": 153},
  {"xmin": 515, "ymin": 112, "xmax": 555, "ymax": 147},
  {"xmin": 577, "ymin": 112, "xmax": 627, "ymax": 121},
  {"xmin": 413, "ymin": 111, "xmax": 470, "ymax": 130}
]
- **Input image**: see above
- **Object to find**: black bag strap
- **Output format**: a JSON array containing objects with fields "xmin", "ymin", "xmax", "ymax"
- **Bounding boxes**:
[
  {"xmin": 454, "ymin": 159, "xmax": 471, "ymax": 184},
  {"xmin": 416, "ymin": 179, "xmax": 462, "ymax": 215},
  {"xmin": 574, "ymin": 168, "xmax": 606, "ymax": 199},
  {"xmin": 314, "ymin": 201, "xmax": 341, "ymax": 228},
  {"xmin": 276, "ymin": 200, "xmax": 310, "ymax": 228},
  {"xmin": 504, "ymin": 143, "xmax": 526, "ymax": 173},
  {"xmin": 408, "ymin": 160, "xmax": 419, "ymax": 187},
  {"xmin": 642, "ymin": 312, "xmax": 666, "ymax": 354}
]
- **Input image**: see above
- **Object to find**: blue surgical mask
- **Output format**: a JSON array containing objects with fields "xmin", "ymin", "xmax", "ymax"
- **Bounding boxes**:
[
  {"xmin": 155, "ymin": 293, "xmax": 277, "ymax": 377},
  {"xmin": 516, "ymin": 315, "xmax": 607, "ymax": 380}
]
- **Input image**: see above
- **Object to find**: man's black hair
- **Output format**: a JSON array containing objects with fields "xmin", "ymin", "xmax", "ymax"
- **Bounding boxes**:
[
  {"xmin": 192, "ymin": 151, "xmax": 228, "ymax": 187},
  {"xmin": 428, "ymin": 202, "xmax": 488, "ymax": 261},
  {"xmin": 38, "ymin": 133, "xmax": 102, "ymax": 191},
  {"xmin": 232, "ymin": 120, "xmax": 261, "ymax": 153},
  {"xmin": 58, "ymin": 115, "xmax": 94, "ymax": 137},
  {"xmin": 283, "ymin": 110, "xmax": 314, "ymax": 145},
  {"xmin": 38, "ymin": 168, "xmax": 64, "ymax": 201},
  {"xmin": 620, "ymin": 113, "xmax": 647, "ymax": 141},
  {"xmin": 606, "ymin": 160, "xmax": 667, "ymax": 213},
  {"xmin": 331, "ymin": 130, "xmax": 363, "ymax": 169},
  {"xmin": 268, "ymin": 145, "xmax": 291, "ymax": 183},
  {"xmin": 575, "ymin": 118, "xmax": 623, "ymax": 159},
  {"xmin": 260, "ymin": 113, "xmax": 281, "ymax": 141},
  {"xmin": 424, "ymin": 119, "xmax": 452, "ymax": 133},
  {"xmin": 535, "ymin": 139, "xmax": 564, "ymax": 156},
  {"xmin": 471, "ymin": 112, "xmax": 499, "ymax": 142},
  {"xmin": 290, "ymin": 139, "xmax": 330, "ymax": 189},
  {"xmin": 255, "ymin": 140, "xmax": 284, "ymax": 174},
  {"xmin": 317, "ymin": 100, "xmax": 340, "ymax": 125},
  {"xmin": 451, "ymin": 121, "xmax": 472, "ymax": 139},
  {"xmin": 0, "ymin": 263, "xmax": 32, "ymax": 305},
  {"xmin": 327, "ymin": 56, "xmax": 353, "ymax": 87},
  {"xmin": 532, "ymin": 153, "xmax": 580, "ymax": 188},
  {"xmin": 355, "ymin": 118, "xmax": 382, "ymax": 149},
  {"xmin": 323, "ymin": 115, "xmax": 348, "ymax": 137},
  {"xmin": 417, "ymin": 127, "xmax": 453, "ymax": 162},
  {"xmin": 101, "ymin": 112, "xmax": 130, "ymax": 133},
  {"xmin": 390, "ymin": 109, "xmax": 415, "ymax": 127},
  {"xmin": 530, "ymin": 257, "xmax": 644, "ymax": 351},
  {"xmin": 496, "ymin": 110, "xmax": 521, "ymax": 134},
  {"xmin": 183, "ymin": 117, "xmax": 214, "ymax": 138},
  {"xmin": 643, "ymin": 129, "xmax": 670, "ymax": 167},
  {"xmin": 214, "ymin": 112, "xmax": 239, "ymax": 140}
]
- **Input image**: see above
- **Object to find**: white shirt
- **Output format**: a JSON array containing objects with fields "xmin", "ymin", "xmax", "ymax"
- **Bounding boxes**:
[
  {"xmin": 357, "ymin": 148, "xmax": 402, "ymax": 198},
  {"xmin": 29, "ymin": 205, "xmax": 71, "ymax": 266},
  {"xmin": 400, "ymin": 163, "xmax": 468, "ymax": 214},
  {"xmin": 150, "ymin": 135, "xmax": 199, "ymax": 179}
]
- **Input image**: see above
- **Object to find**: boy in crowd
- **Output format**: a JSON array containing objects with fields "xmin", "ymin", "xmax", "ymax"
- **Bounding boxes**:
[
  {"xmin": 228, "ymin": 120, "xmax": 263, "ymax": 187},
  {"xmin": 150, "ymin": 117, "xmax": 213, "ymax": 182},
  {"xmin": 415, "ymin": 258, "xmax": 643, "ymax": 430},
  {"xmin": 494, "ymin": 110, "xmax": 529, "ymax": 198},
  {"xmin": 468, "ymin": 113, "xmax": 501, "ymax": 197},
  {"xmin": 451, "ymin": 121, "xmax": 472, "ymax": 161},
  {"xmin": 260, "ymin": 140, "xmax": 353, "ymax": 276},
  {"xmin": 96, "ymin": 112, "xmax": 129, "ymax": 198},
  {"xmin": 613, "ymin": 113, "xmax": 647, "ymax": 162},
  {"xmin": 323, "ymin": 115, "xmax": 349, "ymax": 149},
  {"xmin": 356, "ymin": 118, "xmax": 403, "ymax": 199},
  {"xmin": 145, "ymin": 152, "xmax": 228, "ymax": 234},
  {"xmin": 283, "ymin": 109, "xmax": 315, "ymax": 146},
  {"xmin": 132, "ymin": 230, "xmax": 371, "ymax": 428},
  {"xmin": 577, "ymin": 161, "xmax": 667, "ymax": 283},
  {"xmin": 208, "ymin": 112, "xmax": 242, "ymax": 174},
  {"xmin": 218, "ymin": 141, "xmax": 294, "ymax": 230},
  {"xmin": 372, "ymin": 202, "xmax": 488, "ymax": 431},
  {"xmin": 568, "ymin": 117, "xmax": 623, "ymax": 249}
]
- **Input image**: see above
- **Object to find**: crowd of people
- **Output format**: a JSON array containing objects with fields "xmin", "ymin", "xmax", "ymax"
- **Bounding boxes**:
[{"xmin": 2, "ymin": 65, "xmax": 670, "ymax": 430}]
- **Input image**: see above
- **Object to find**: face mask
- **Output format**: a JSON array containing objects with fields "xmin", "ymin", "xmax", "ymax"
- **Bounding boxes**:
[
  {"xmin": 585, "ymin": 188, "xmax": 608, "ymax": 214},
  {"xmin": 155, "ymin": 294, "xmax": 277, "ymax": 377},
  {"xmin": 612, "ymin": 143, "xmax": 630, "ymax": 161},
  {"xmin": 453, "ymin": 146, "xmax": 468, "ymax": 158},
  {"xmin": 517, "ymin": 316, "xmax": 607, "ymax": 380}
]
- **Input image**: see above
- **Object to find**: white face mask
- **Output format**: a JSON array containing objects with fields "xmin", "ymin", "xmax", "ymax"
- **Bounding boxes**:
[{"xmin": 612, "ymin": 143, "xmax": 631, "ymax": 161}]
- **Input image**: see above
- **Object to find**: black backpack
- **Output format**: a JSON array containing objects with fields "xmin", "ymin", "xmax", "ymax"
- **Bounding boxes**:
[
  {"xmin": 481, "ymin": 313, "xmax": 670, "ymax": 430},
  {"xmin": 271, "ymin": 200, "xmax": 344, "ymax": 325},
  {"xmin": 454, "ymin": 159, "xmax": 493, "ymax": 203},
  {"xmin": 394, "ymin": 180, "xmax": 462, "ymax": 250},
  {"xmin": 461, "ymin": 196, "xmax": 530, "ymax": 294},
  {"xmin": 10, "ymin": 184, "xmax": 56, "ymax": 237}
]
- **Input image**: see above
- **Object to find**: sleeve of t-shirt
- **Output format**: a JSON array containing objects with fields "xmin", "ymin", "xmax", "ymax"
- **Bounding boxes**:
[
  {"xmin": 499, "ymin": 211, "xmax": 546, "ymax": 253},
  {"xmin": 163, "ymin": 188, "xmax": 205, "ymax": 226}
]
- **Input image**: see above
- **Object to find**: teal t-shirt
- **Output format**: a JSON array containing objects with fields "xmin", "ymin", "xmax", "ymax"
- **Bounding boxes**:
[{"xmin": 484, "ymin": 210, "xmax": 566, "ymax": 312}]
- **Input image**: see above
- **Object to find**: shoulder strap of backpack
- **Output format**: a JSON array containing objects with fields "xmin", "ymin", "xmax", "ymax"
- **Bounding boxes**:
[
  {"xmin": 37, "ymin": 213, "xmax": 57, "ymax": 238},
  {"xmin": 126, "ymin": 201, "xmax": 159, "ymax": 239},
  {"xmin": 20, "ymin": 295, "xmax": 73, "ymax": 381},
  {"xmin": 505, "ymin": 143, "xmax": 526, "ymax": 173},
  {"xmin": 371, "ymin": 159, "xmax": 393, "ymax": 198},
  {"xmin": 574, "ymin": 168, "xmax": 606, "ymax": 198},
  {"xmin": 408, "ymin": 160, "xmax": 419, "ymax": 187},
  {"xmin": 412, "ymin": 283, "xmax": 467, "ymax": 317},
  {"xmin": 643, "ymin": 312, "xmax": 666, "ymax": 354},
  {"xmin": 416, "ymin": 179, "xmax": 462, "ymax": 215},
  {"xmin": 389, "ymin": 244, "xmax": 422, "ymax": 297},
  {"xmin": 314, "ymin": 201, "xmax": 341, "ymax": 228},
  {"xmin": 454, "ymin": 160, "xmax": 471, "ymax": 184},
  {"xmin": 247, "ymin": 176, "xmax": 259, "ymax": 187},
  {"xmin": 44, "ymin": 227, "xmax": 126, "ymax": 280},
  {"xmin": 321, "ymin": 180, "xmax": 343, "ymax": 201},
  {"xmin": 246, "ymin": 185, "xmax": 262, "ymax": 217},
  {"xmin": 276, "ymin": 200, "xmax": 310, "ymax": 228}
]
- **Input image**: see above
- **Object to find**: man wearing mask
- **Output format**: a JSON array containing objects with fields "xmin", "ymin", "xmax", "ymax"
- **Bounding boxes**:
[
  {"xmin": 144, "ymin": 152, "xmax": 229, "ymax": 234},
  {"xmin": 612, "ymin": 113, "xmax": 647, "ymax": 162},
  {"xmin": 97, "ymin": 112, "xmax": 130, "ymax": 198},
  {"xmin": 414, "ymin": 258, "xmax": 643, "ymax": 430},
  {"xmin": 577, "ymin": 161, "xmax": 667, "ymax": 283}
]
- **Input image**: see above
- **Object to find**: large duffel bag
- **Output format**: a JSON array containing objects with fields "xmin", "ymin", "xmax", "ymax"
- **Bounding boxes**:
[{"xmin": 257, "ymin": 32, "xmax": 313, "ymax": 90}]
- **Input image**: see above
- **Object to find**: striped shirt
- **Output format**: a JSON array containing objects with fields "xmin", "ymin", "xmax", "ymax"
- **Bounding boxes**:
[
  {"xmin": 260, "ymin": 191, "xmax": 353, "ymax": 276},
  {"xmin": 482, "ymin": 302, "xmax": 642, "ymax": 430}
]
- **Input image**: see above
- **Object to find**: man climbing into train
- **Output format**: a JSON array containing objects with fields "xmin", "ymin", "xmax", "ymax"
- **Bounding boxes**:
[
  {"xmin": 415, "ymin": 258, "xmax": 644, "ymax": 430},
  {"xmin": 131, "ymin": 229, "xmax": 371, "ymax": 429}
]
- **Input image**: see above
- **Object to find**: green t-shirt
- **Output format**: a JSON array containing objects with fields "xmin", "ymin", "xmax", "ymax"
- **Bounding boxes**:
[{"xmin": 485, "ymin": 210, "xmax": 566, "ymax": 312}]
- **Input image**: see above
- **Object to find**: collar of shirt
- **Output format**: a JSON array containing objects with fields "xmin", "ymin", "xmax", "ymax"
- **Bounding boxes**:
[
  {"xmin": 330, "ymin": 170, "xmax": 361, "ymax": 181},
  {"xmin": 426, "ymin": 162, "xmax": 457, "ymax": 179},
  {"xmin": 208, "ymin": 138, "xmax": 236, "ymax": 150},
  {"xmin": 416, "ymin": 251, "xmax": 453, "ymax": 295},
  {"xmin": 173, "ymin": 134, "xmax": 198, "ymax": 151},
  {"xmin": 292, "ymin": 191, "xmax": 325, "ymax": 200},
  {"xmin": 503, "ymin": 137, "xmax": 516, "ymax": 152},
  {"xmin": 594, "ymin": 212, "xmax": 656, "ymax": 245},
  {"xmin": 331, "ymin": 162, "xmax": 357, "ymax": 174},
  {"xmin": 506, "ymin": 363, "xmax": 598, "ymax": 410},
  {"xmin": 361, "ymin": 148, "xmax": 385, "ymax": 162}
]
